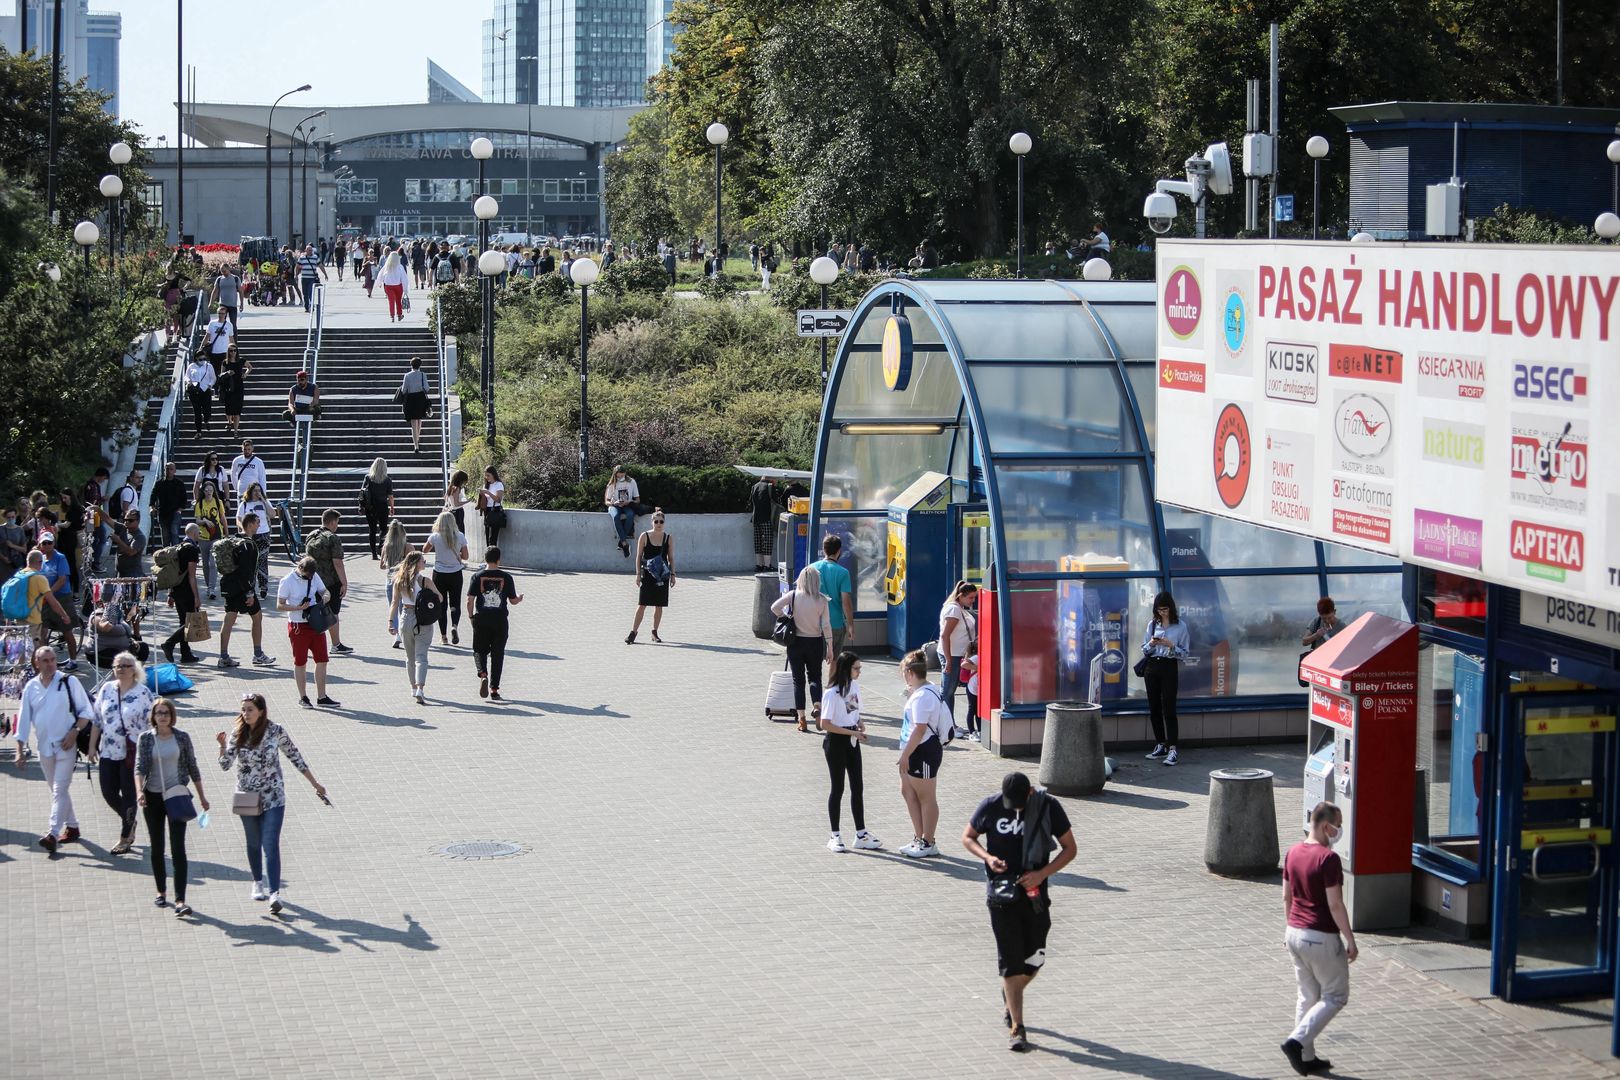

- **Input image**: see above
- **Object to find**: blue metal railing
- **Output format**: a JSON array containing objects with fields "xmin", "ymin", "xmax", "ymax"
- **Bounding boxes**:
[
  {"xmin": 137, "ymin": 293, "xmax": 209, "ymax": 532},
  {"xmin": 436, "ymin": 308, "xmax": 450, "ymax": 486}
]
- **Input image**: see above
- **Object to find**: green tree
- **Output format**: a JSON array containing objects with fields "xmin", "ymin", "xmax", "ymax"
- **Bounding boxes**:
[
  {"xmin": 0, "ymin": 174, "xmax": 166, "ymax": 498},
  {"xmin": 0, "ymin": 48, "xmax": 153, "ymax": 228}
]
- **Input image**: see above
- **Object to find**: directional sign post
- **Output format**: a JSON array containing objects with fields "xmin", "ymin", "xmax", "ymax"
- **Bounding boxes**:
[
  {"xmin": 797, "ymin": 310, "xmax": 853, "ymax": 337},
  {"xmin": 1274, "ymin": 194, "xmax": 1295, "ymax": 223}
]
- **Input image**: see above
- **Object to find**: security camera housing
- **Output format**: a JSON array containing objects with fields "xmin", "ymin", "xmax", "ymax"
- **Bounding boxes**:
[{"xmin": 1143, "ymin": 191, "xmax": 1177, "ymax": 235}]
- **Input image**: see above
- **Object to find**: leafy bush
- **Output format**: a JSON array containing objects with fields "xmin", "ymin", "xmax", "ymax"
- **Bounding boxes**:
[
  {"xmin": 503, "ymin": 417, "xmax": 731, "ymax": 508},
  {"xmin": 547, "ymin": 464, "xmax": 754, "ymax": 514},
  {"xmin": 501, "ymin": 272, "xmax": 571, "ymax": 306},
  {"xmin": 1473, "ymin": 204, "xmax": 1599, "ymax": 245},
  {"xmin": 428, "ymin": 279, "xmax": 481, "ymax": 336},
  {"xmin": 598, "ymin": 256, "xmax": 671, "ymax": 297},
  {"xmin": 693, "ymin": 272, "xmax": 740, "ymax": 301},
  {"xmin": 766, "ymin": 261, "xmax": 887, "ymax": 311}
]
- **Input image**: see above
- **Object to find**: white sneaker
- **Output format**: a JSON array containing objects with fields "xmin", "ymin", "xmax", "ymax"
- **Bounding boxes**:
[
  {"xmin": 898, "ymin": 838, "xmax": 925, "ymax": 857},
  {"xmin": 826, "ymin": 834, "xmax": 847, "ymax": 853},
  {"xmin": 913, "ymin": 841, "xmax": 940, "ymax": 858},
  {"xmin": 968, "ymin": 731, "xmax": 982, "ymax": 743},
  {"xmin": 953, "ymin": 726, "xmax": 970, "ymax": 740},
  {"xmin": 251, "ymin": 881, "xmax": 268, "ymax": 901},
  {"xmin": 1164, "ymin": 747, "xmax": 1180, "ymax": 766},
  {"xmin": 1146, "ymin": 743, "xmax": 1167, "ymax": 759},
  {"xmin": 268, "ymin": 892, "xmax": 283, "ymax": 914},
  {"xmin": 853, "ymin": 833, "xmax": 883, "ymax": 851}
]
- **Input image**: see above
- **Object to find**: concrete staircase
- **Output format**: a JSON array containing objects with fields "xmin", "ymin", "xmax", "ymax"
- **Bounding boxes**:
[{"xmin": 163, "ymin": 324, "xmax": 447, "ymax": 556}]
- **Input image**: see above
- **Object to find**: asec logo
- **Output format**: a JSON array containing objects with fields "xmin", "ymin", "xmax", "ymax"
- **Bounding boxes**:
[{"xmin": 1513, "ymin": 362, "xmax": 1588, "ymax": 404}]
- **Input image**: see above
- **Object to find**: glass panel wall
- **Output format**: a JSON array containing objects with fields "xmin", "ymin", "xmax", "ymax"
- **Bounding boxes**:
[
  {"xmin": 995, "ymin": 463, "xmax": 1156, "ymax": 571},
  {"xmin": 820, "ymin": 429, "xmax": 958, "ymax": 512},
  {"xmin": 1161, "ymin": 507, "xmax": 1318, "ymax": 569},
  {"xmin": 969, "ymin": 364, "xmax": 1136, "ymax": 452},
  {"xmin": 945, "ymin": 304, "xmax": 1109, "ymax": 362},
  {"xmin": 831, "ymin": 350, "xmax": 962, "ymax": 421}
]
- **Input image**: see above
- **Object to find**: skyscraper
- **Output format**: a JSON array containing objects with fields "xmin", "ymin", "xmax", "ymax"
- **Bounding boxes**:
[
  {"xmin": 84, "ymin": 10, "xmax": 120, "ymax": 116},
  {"xmin": 1, "ymin": 2, "xmax": 121, "ymax": 116},
  {"xmin": 645, "ymin": 0, "xmax": 677, "ymax": 85},
  {"xmin": 483, "ymin": 0, "xmax": 656, "ymax": 108}
]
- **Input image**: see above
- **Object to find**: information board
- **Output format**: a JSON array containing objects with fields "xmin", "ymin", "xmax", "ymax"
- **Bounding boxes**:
[{"xmin": 1154, "ymin": 240, "xmax": 1620, "ymax": 608}]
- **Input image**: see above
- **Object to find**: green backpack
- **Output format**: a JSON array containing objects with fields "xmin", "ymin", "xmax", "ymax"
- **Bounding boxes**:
[
  {"xmin": 212, "ymin": 535, "xmax": 255, "ymax": 581},
  {"xmin": 151, "ymin": 545, "xmax": 186, "ymax": 589}
]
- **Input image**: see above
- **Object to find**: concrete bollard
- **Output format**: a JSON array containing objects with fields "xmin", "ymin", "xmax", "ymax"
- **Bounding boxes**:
[
  {"xmin": 1038, "ymin": 701, "xmax": 1106, "ymax": 795},
  {"xmin": 1204, "ymin": 768, "xmax": 1280, "ymax": 876},
  {"xmin": 752, "ymin": 573, "xmax": 780, "ymax": 639}
]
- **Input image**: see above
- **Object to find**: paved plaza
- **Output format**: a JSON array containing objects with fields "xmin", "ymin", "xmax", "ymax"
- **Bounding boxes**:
[{"xmin": 3, "ymin": 568, "xmax": 1616, "ymax": 1079}]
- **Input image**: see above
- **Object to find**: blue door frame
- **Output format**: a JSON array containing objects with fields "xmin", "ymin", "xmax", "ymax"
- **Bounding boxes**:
[{"xmin": 1490, "ymin": 681, "xmax": 1618, "ymax": 1006}]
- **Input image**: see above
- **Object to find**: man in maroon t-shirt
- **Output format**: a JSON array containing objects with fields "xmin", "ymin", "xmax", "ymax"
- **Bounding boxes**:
[{"xmin": 1280, "ymin": 800, "xmax": 1357, "ymax": 1075}]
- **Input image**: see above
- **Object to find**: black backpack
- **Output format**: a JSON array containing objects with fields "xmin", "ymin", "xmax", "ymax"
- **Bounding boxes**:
[{"xmin": 413, "ymin": 583, "xmax": 443, "ymax": 626}]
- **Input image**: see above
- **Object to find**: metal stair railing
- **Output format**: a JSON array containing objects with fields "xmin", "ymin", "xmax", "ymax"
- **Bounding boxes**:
[
  {"xmin": 137, "ymin": 296, "xmax": 209, "ymax": 532},
  {"xmin": 436, "ymin": 308, "xmax": 451, "ymax": 487},
  {"xmin": 288, "ymin": 283, "xmax": 325, "ymax": 528}
]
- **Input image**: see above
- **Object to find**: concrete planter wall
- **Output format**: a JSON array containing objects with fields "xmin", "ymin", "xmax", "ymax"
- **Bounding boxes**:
[{"xmin": 469, "ymin": 507, "xmax": 754, "ymax": 573}]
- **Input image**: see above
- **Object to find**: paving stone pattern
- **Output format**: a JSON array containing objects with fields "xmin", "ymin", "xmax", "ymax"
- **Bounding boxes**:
[{"xmin": 4, "ymin": 568, "xmax": 1615, "ymax": 1079}]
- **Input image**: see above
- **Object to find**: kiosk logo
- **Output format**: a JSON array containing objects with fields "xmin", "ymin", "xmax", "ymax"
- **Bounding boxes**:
[
  {"xmin": 1212, "ymin": 403, "xmax": 1252, "ymax": 509},
  {"xmin": 1164, "ymin": 265, "xmax": 1203, "ymax": 339},
  {"xmin": 1510, "ymin": 519, "xmax": 1584, "ymax": 583},
  {"xmin": 1264, "ymin": 341, "xmax": 1318, "ymax": 403},
  {"xmin": 1509, "ymin": 415, "xmax": 1588, "ymax": 515}
]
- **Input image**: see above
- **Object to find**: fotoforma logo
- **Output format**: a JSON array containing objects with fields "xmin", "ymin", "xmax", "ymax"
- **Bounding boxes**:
[{"xmin": 1265, "ymin": 341, "xmax": 1318, "ymax": 403}]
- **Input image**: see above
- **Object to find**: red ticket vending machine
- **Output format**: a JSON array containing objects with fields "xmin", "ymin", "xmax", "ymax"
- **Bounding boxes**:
[{"xmin": 1299, "ymin": 612, "xmax": 1420, "ymax": 930}]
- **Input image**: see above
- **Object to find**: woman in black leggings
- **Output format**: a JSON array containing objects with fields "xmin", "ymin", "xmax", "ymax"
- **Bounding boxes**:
[
  {"xmin": 819, "ymin": 652, "xmax": 882, "ymax": 853},
  {"xmin": 134, "ymin": 698, "xmax": 210, "ymax": 917},
  {"xmin": 423, "ymin": 511, "xmax": 469, "ymax": 645}
]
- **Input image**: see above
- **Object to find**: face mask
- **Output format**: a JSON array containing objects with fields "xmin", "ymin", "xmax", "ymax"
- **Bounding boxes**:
[{"xmin": 1324, "ymin": 824, "xmax": 1341, "ymax": 843}]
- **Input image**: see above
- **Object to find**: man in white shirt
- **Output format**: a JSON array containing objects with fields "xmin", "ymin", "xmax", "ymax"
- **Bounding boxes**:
[
  {"xmin": 13, "ymin": 646, "xmax": 95, "ymax": 851},
  {"xmin": 230, "ymin": 439, "xmax": 268, "ymax": 509},
  {"xmin": 186, "ymin": 350, "xmax": 217, "ymax": 434},
  {"xmin": 276, "ymin": 556, "xmax": 340, "ymax": 710}
]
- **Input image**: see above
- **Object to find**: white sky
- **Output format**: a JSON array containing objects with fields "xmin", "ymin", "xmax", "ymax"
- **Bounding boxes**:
[{"xmin": 93, "ymin": 1, "xmax": 487, "ymax": 142}]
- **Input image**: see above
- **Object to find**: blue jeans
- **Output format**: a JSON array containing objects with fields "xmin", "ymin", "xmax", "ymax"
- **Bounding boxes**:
[
  {"xmin": 608, "ymin": 506, "xmax": 636, "ymax": 543},
  {"xmin": 161, "ymin": 512, "xmax": 185, "ymax": 547},
  {"xmin": 241, "ymin": 802, "xmax": 287, "ymax": 891},
  {"xmin": 940, "ymin": 656, "xmax": 963, "ymax": 725},
  {"xmin": 92, "ymin": 521, "xmax": 109, "ymax": 568},
  {"xmin": 301, "ymin": 277, "xmax": 318, "ymax": 311}
]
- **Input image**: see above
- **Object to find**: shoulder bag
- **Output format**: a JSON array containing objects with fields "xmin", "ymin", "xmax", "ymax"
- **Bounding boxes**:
[
  {"xmin": 771, "ymin": 595, "xmax": 795, "ymax": 647},
  {"xmin": 1133, "ymin": 620, "xmax": 1156, "ymax": 678},
  {"xmin": 156, "ymin": 734, "xmax": 197, "ymax": 823},
  {"xmin": 302, "ymin": 575, "xmax": 334, "ymax": 634}
]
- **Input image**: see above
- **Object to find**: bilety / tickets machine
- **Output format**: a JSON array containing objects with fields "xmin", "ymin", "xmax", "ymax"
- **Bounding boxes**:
[{"xmin": 1300, "ymin": 612, "xmax": 1420, "ymax": 930}]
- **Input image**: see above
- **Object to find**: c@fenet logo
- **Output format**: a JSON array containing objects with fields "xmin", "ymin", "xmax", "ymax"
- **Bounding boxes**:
[
  {"xmin": 1212, "ymin": 403, "xmax": 1251, "ymax": 509},
  {"xmin": 1164, "ymin": 266, "xmax": 1202, "ymax": 339}
]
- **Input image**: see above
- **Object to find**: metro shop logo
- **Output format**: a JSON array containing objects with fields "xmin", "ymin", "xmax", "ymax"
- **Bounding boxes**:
[{"xmin": 1513, "ymin": 362, "xmax": 1589, "ymax": 404}]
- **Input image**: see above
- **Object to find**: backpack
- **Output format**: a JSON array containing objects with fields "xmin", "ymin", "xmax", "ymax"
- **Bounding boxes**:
[
  {"xmin": 917, "ymin": 683, "xmax": 954, "ymax": 745},
  {"xmin": 1, "ymin": 569, "xmax": 40, "ymax": 620},
  {"xmin": 213, "ymin": 534, "xmax": 255, "ymax": 581},
  {"xmin": 413, "ymin": 582, "xmax": 443, "ymax": 627},
  {"xmin": 152, "ymin": 544, "xmax": 186, "ymax": 589},
  {"xmin": 306, "ymin": 528, "xmax": 338, "ymax": 567},
  {"xmin": 435, "ymin": 259, "xmax": 454, "ymax": 283}
]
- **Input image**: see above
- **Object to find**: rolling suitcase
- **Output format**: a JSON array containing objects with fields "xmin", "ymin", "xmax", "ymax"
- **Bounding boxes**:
[{"xmin": 765, "ymin": 657, "xmax": 797, "ymax": 720}]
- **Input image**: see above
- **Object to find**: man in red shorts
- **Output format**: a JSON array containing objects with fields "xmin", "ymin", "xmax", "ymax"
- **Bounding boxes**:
[{"xmin": 276, "ymin": 555, "xmax": 339, "ymax": 709}]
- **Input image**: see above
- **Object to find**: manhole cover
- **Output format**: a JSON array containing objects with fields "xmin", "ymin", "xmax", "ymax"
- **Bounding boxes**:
[{"xmin": 435, "ymin": 841, "xmax": 526, "ymax": 860}]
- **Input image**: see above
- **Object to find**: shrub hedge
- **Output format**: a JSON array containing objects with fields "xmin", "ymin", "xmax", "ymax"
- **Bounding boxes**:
[{"xmin": 545, "ymin": 464, "xmax": 754, "ymax": 513}]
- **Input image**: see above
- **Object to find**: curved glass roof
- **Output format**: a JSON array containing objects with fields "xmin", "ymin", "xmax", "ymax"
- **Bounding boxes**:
[{"xmin": 809, "ymin": 278, "xmax": 1401, "ymax": 714}]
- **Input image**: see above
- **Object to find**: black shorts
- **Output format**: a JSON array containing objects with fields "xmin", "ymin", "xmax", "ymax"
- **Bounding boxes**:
[
  {"xmin": 326, "ymin": 593, "xmax": 342, "ymax": 615},
  {"xmin": 989, "ymin": 899, "xmax": 1051, "ymax": 978},
  {"xmin": 906, "ymin": 736, "xmax": 943, "ymax": 779},
  {"xmin": 224, "ymin": 590, "xmax": 260, "ymax": 616}
]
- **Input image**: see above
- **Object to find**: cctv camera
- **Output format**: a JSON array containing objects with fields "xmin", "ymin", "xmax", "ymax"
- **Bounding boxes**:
[{"xmin": 1143, "ymin": 191, "xmax": 1177, "ymax": 235}]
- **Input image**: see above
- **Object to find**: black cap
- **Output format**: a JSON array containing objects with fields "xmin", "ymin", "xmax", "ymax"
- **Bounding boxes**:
[{"xmin": 1001, "ymin": 771, "xmax": 1032, "ymax": 810}]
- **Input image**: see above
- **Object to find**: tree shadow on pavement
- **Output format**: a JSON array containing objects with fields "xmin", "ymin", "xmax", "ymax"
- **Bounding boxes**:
[
  {"xmin": 186, "ymin": 907, "xmax": 436, "ymax": 954},
  {"xmin": 1024, "ymin": 1030, "xmax": 1263, "ymax": 1079}
]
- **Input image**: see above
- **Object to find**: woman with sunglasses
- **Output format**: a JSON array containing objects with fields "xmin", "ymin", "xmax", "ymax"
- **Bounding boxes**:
[
  {"xmin": 90, "ymin": 651, "xmax": 155, "ymax": 854},
  {"xmin": 217, "ymin": 693, "xmax": 326, "ymax": 914},
  {"xmin": 819, "ymin": 651, "xmax": 882, "ymax": 853},
  {"xmin": 135, "ymin": 698, "xmax": 209, "ymax": 917}
]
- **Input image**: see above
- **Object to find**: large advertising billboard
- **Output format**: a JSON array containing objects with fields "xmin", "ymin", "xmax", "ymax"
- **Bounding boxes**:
[{"xmin": 1154, "ymin": 240, "xmax": 1620, "ymax": 608}]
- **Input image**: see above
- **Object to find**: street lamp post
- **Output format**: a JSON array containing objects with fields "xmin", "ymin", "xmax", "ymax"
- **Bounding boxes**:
[
  {"xmin": 520, "ymin": 55, "xmax": 537, "ymax": 239},
  {"xmin": 570, "ymin": 256, "xmax": 600, "ymax": 480},
  {"xmin": 301, "ymin": 131, "xmax": 333, "ymax": 248},
  {"xmin": 73, "ymin": 220, "xmax": 98, "ymax": 315},
  {"xmin": 1009, "ymin": 132, "xmax": 1031, "ymax": 277},
  {"xmin": 290, "ymin": 111, "xmax": 325, "ymax": 246},
  {"xmin": 98, "ymin": 173, "xmax": 123, "ymax": 273},
  {"xmin": 265, "ymin": 84, "xmax": 311, "ymax": 237},
  {"xmin": 470, "ymin": 137, "xmax": 495, "ymax": 409},
  {"xmin": 175, "ymin": 0, "xmax": 184, "ymax": 242},
  {"xmin": 809, "ymin": 256, "xmax": 839, "ymax": 384},
  {"xmin": 106, "ymin": 140, "xmax": 131, "ymax": 264},
  {"xmin": 478, "ymin": 247, "xmax": 506, "ymax": 445},
  {"xmin": 1306, "ymin": 135, "xmax": 1329, "ymax": 240},
  {"xmin": 1608, "ymin": 139, "xmax": 1620, "ymax": 215},
  {"xmin": 45, "ymin": 0, "xmax": 63, "ymax": 222},
  {"xmin": 706, "ymin": 122, "xmax": 728, "ymax": 277}
]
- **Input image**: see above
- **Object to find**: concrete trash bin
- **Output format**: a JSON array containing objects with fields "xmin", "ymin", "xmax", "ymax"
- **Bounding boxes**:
[
  {"xmin": 1204, "ymin": 767, "xmax": 1279, "ymax": 876},
  {"xmin": 752, "ymin": 573, "xmax": 779, "ymax": 640},
  {"xmin": 1038, "ymin": 701, "xmax": 1106, "ymax": 795}
]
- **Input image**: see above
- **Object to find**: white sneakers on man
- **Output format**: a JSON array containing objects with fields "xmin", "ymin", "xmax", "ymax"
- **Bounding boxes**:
[{"xmin": 251, "ymin": 881, "xmax": 268, "ymax": 901}]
